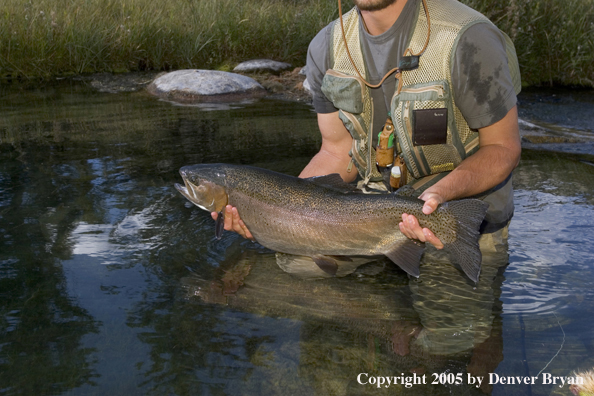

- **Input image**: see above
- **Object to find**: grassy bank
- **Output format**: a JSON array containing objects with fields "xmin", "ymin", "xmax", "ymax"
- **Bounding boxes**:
[
  {"xmin": 0, "ymin": 0, "xmax": 340, "ymax": 79},
  {"xmin": 0, "ymin": 0, "xmax": 593, "ymax": 87},
  {"xmin": 464, "ymin": 0, "xmax": 594, "ymax": 87}
]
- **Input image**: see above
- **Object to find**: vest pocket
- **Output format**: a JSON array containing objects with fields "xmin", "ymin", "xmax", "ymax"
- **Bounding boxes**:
[
  {"xmin": 393, "ymin": 80, "xmax": 466, "ymax": 179},
  {"xmin": 321, "ymin": 69, "xmax": 366, "ymax": 114},
  {"xmin": 398, "ymin": 82, "xmax": 448, "ymax": 102}
]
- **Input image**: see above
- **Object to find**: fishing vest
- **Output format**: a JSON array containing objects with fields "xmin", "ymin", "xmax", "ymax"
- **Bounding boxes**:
[{"xmin": 320, "ymin": 0, "xmax": 521, "ymax": 232}]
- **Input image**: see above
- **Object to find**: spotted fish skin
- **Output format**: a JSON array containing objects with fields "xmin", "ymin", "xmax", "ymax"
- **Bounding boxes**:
[{"xmin": 175, "ymin": 164, "xmax": 488, "ymax": 282}]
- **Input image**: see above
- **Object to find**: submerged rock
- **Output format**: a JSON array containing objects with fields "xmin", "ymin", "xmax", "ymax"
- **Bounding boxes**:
[
  {"xmin": 519, "ymin": 118, "xmax": 594, "ymax": 156},
  {"xmin": 233, "ymin": 59, "xmax": 293, "ymax": 74},
  {"xmin": 83, "ymin": 71, "xmax": 161, "ymax": 93},
  {"xmin": 147, "ymin": 69, "xmax": 265, "ymax": 103}
]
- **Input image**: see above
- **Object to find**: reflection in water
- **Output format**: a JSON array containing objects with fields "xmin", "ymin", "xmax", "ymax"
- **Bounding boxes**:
[
  {"xmin": 0, "ymin": 82, "xmax": 594, "ymax": 395},
  {"xmin": 177, "ymin": 243, "xmax": 508, "ymax": 395},
  {"xmin": 0, "ymin": 146, "xmax": 100, "ymax": 394}
]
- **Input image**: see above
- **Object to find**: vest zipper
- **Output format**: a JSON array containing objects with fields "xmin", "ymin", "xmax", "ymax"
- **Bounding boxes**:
[
  {"xmin": 351, "ymin": 139, "xmax": 366, "ymax": 170},
  {"xmin": 340, "ymin": 111, "xmax": 367, "ymax": 141},
  {"xmin": 399, "ymin": 84, "xmax": 445, "ymax": 98},
  {"xmin": 403, "ymin": 102, "xmax": 429, "ymax": 176}
]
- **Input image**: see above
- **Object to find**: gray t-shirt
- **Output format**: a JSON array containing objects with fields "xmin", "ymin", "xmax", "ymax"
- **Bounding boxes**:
[{"xmin": 306, "ymin": 0, "xmax": 517, "ymax": 133}]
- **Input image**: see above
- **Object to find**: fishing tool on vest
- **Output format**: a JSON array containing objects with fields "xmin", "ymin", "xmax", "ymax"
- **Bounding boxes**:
[
  {"xmin": 376, "ymin": 117, "xmax": 395, "ymax": 190},
  {"xmin": 391, "ymin": 154, "xmax": 407, "ymax": 189},
  {"xmin": 376, "ymin": 117, "xmax": 395, "ymax": 168},
  {"xmin": 376, "ymin": 117, "xmax": 408, "ymax": 191}
]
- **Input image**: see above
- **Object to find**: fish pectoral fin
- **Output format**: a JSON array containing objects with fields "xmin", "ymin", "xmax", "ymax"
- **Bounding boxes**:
[
  {"xmin": 312, "ymin": 255, "xmax": 339, "ymax": 276},
  {"xmin": 215, "ymin": 210, "xmax": 225, "ymax": 240},
  {"xmin": 383, "ymin": 239, "xmax": 425, "ymax": 277}
]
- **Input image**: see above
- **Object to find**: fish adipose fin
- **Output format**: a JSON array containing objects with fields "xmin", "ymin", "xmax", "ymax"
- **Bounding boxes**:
[
  {"xmin": 312, "ymin": 255, "xmax": 339, "ymax": 276},
  {"xmin": 441, "ymin": 199, "xmax": 489, "ymax": 282},
  {"xmin": 383, "ymin": 239, "xmax": 425, "ymax": 277}
]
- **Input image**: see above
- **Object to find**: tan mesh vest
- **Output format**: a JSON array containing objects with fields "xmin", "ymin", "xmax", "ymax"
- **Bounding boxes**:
[
  {"xmin": 322, "ymin": 0, "xmax": 521, "ymax": 183},
  {"xmin": 321, "ymin": 7, "xmax": 382, "ymax": 182}
]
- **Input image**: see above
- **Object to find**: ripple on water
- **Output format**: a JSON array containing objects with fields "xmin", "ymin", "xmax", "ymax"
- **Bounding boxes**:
[{"xmin": 504, "ymin": 188, "xmax": 594, "ymax": 316}]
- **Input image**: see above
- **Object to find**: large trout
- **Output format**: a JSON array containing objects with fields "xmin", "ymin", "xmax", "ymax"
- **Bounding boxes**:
[{"xmin": 175, "ymin": 164, "xmax": 489, "ymax": 282}]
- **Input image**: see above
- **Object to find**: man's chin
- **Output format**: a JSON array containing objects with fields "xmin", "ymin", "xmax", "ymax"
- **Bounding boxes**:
[{"xmin": 353, "ymin": 0, "xmax": 399, "ymax": 12}]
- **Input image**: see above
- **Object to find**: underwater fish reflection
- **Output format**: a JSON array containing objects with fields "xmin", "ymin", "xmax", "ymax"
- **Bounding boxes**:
[{"xmin": 182, "ymin": 245, "xmax": 509, "ymax": 393}]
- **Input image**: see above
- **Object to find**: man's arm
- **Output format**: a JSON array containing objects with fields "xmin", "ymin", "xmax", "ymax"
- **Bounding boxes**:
[
  {"xmin": 399, "ymin": 105, "xmax": 522, "ymax": 248},
  {"xmin": 213, "ymin": 111, "xmax": 355, "ymax": 239},
  {"xmin": 299, "ymin": 112, "xmax": 355, "ymax": 181}
]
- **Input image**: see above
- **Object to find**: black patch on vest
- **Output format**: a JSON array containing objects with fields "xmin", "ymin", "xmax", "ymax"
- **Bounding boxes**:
[
  {"xmin": 412, "ymin": 108, "xmax": 448, "ymax": 146},
  {"xmin": 399, "ymin": 56, "xmax": 419, "ymax": 71}
]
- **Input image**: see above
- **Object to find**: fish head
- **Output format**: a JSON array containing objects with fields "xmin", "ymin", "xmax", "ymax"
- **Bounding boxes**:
[{"xmin": 175, "ymin": 164, "xmax": 229, "ymax": 212}]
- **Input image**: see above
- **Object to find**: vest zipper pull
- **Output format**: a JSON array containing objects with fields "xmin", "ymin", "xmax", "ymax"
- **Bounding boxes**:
[{"xmin": 347, "ymin": 158, "xmax": 354, "ymax": 173}]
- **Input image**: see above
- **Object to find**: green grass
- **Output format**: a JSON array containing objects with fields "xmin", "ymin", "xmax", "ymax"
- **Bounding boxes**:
[
  {"xmin": 0, "ymin": 0, "xmax": 593, "ymax": 87},
  {"xmin": 462, "ymin": 0, "xmax": 594, "ymax": 87},
  {"xmin": 0, "ymin": 0, "xmax": 341, "ymax": 79}
]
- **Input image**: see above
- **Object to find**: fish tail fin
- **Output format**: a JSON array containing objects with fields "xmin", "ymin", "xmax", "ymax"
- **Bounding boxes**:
[{"xmin": 441, "ymin": 199, "xmax": 489, "ymax": 283}]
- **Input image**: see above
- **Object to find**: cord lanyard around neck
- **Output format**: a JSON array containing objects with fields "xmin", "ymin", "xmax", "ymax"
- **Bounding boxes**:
[{"xmin": 337, "ymin": 0, "xmax": 431, "ymax": 93}]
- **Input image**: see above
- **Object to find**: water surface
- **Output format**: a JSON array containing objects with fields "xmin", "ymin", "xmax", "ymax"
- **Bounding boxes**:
[{"xmin": 1, "ymin": 82, "xmax": 593, "ymax": 396}]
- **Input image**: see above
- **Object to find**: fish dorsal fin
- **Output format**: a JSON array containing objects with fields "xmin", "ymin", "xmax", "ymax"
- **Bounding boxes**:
[
  {"xmin": 306, "ymin": 174, "xmax": 361, "ymax": 193},
  {"xmin": 382, "ymin": 239, "xmax": 425, "ymax": 277},
  {"xmin": 394, "ymin": 185, "xmax": 417, "ymax": 197}
]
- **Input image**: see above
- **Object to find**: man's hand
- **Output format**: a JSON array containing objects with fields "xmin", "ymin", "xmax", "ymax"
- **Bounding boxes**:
[
  {"xmin": 211, "ymin": 205, "xmax": 254, "ymax": 241},
  {"xmin": 398, "ymin": 106, "xmax": 521, "ymax": 250},
  {"xmin": 399, "ymin": 191, "xmax": 445, "ymax": 249}
]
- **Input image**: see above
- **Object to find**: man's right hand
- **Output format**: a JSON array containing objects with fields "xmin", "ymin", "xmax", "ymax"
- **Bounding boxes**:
[
  {"xmin": 217, "ymin": 112, "xmax": 353, "ymax": 241},
  {"xmin": 211, "ymin": 205, "xmax": 255, "ymax": 241}
]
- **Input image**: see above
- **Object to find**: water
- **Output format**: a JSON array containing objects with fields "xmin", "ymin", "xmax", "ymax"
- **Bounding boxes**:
[{"xmin": 1, "ymin": 81, "xmax": 594, "ymax": 396}]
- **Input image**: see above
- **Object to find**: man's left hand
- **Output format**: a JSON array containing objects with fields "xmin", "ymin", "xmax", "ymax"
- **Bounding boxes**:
[{"xmin": 399, "ymin": 191, "xmax": 444, "ymax": 249}]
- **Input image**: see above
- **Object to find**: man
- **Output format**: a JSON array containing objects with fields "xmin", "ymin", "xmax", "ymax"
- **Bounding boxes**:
[
  {"xmin": 212, "ymin": 0, "xmax": 521, "ymax": 359},
  {"xmin": 215, "ymin": 0, "xmax": 521, "ymax": 253}
]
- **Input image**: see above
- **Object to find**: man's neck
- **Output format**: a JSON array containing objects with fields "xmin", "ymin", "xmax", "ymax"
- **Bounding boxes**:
[{"xmin": 359, "ymin": 0, "xmax": 409, "ymax": 36}]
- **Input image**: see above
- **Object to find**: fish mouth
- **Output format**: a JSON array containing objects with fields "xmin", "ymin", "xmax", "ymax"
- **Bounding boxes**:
[{"xmin": 175, "ymin": 174, "xmax": 213, "ymax": 211}]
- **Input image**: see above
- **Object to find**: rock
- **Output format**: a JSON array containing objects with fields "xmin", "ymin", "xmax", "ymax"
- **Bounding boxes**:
[
  {"xmin": 81, "ymin": 71, "xmax": 161, "ymax": 93},
  {"xmin": 260, "ymin": 80, "xmax": 285, "ymax": 93},
  {"xmin": 519, "ymin": 118, "xmax": 594, "ymax": 156},
  {"xmin": 233, "ymin": 59, "xmax": 293, "ymax": 75},
  {"xmin": 147, "ymin": 69, "xmax": 265, "ymax": 103}
]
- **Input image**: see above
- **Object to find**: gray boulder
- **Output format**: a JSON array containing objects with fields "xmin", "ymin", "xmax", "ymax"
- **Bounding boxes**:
[
  {"xmin": 233, "ymin": 59, "xmax": 293, "ymax": 74},
  {"xmin": 147, "ymin": 69, "xmax": 265, "ymax": 103}
]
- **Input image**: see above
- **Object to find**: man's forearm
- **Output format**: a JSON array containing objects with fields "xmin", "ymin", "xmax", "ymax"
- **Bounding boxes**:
[
  {"xmin": 423, "ymin": 144, "xmax": 520, "ymax": 202},
  {"xmin": 423, "ymin": 106, "xmax": 521, "ymax": 202}
]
